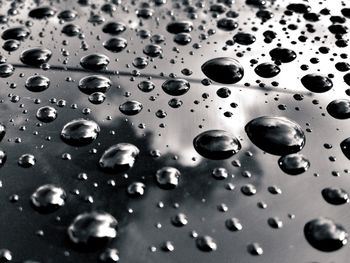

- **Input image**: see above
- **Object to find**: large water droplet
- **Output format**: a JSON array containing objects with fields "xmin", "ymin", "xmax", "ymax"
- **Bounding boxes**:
[
  {"xmin": 80, "ymin": 54, "xmax": 110, "ymax": 70},
  {"xmin": 245, "ymin": 116, "xmax": 305, "ymax": 155},
  {"xmin": 301, "ymin": 74, "xmax": 333, "ymax": 93},
  {"xmin": 78, "ymin": 75, "xmax": 111, "ymax": 95},
  {"xmin": 67, "ymin": 211, "xmax": 118, "ymax": 249},
  {"xmin": 193, "ymin": 130, "xmax": 241, "ymax": 160},
  {"xmin": 20, "ymin": 48, "xmax": 52, "ymax": 66},
  {"xmin": 99, "ymin": 143, "xmax": 140, "ymax": 173},
  {"xmin": 25, "ymin": 75, "xmax": 50, "ymax": 92},
  {"xmin": 119, "ymin": 100, "xmax": 143, "ymax": 115},
  {"xmin": 326, "ymin": 99, "xmax": 350, "ymax": 119},
  {"xmin": 61, "ymin": 119, "xmax": 100, "ymax": 146},
  {"xmin": 31, "ymin": 184, "xmax": 66, "ymax": 213},
  {"xmin": 201, "ymin": 57, "xmax": 244, "ymax": 84},
  {"xmin": 36, "ymin": 106, "xmax": 57, "ymax": 122},
  {"xmin": 322, "ymin": 187, "xmax": 349, "ymax": 205},
  {"xmin": 155, "ymin": 167, "xmax": 180, "ymax": 189},
  {"xmin": 278, "ymin": 153, "xmax": 310, "ymax": 175},
  {"xmin": 304, "ymin": 218, "xmax": 348, "ymax": 252},
  {"xmin": 162, "ymin": 79, "xmax": 190, "ymax": 96}
]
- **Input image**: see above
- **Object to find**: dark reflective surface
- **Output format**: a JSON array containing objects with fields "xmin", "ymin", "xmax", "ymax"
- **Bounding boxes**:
[{"xmin": 0, "ymin": 0, "xmax": 349, "ymax": 262}]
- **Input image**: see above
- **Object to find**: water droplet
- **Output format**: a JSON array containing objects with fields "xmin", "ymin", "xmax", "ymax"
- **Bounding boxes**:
[
  {"xmin": 25, "ymin": 75, "xmax": 50, "ymax": 92},
  {"xmin": 119, "ymin": 100, "xmax": 143, "ymax": 115},
  {"xmin": 78, "ymin": 75, "xmax": 111, "ymax": 95},
  {"xmin": 18, "ymin": 154, "xmax": 36, "ymax": 168},
  {"xmin": 322, "ymin": 187, "xmax": 349, "ymax": 205},
  {"xmin": 269, "ymin": 47, "xmax": 297, "ymax": 63},
  {"xmin": 80, "ymin": 54, "xmax": 110, "ymax": 70},
  {"xmin": 254, "ymin": 63, "xmax": 280, "ymax": 78},
  {"xmin": 155, "ymin": 167, "xmax": 180, "ymax": 189},
  {"xmin": 304, "ymin": 218, "xmax": 348, "ymax": 252},
  {"xmin": 102, "ymin": 22, "xmax": 126, "ymax": 35},
  {"xmin": 327, "ymin": 99, "xmax": 350, "ymax": 119},
  {"xmin": 225, "ymin": 218, "xmax": 243, "ymax": 231},
  {"xmin": 20, "ymin": 48, "xmax": 52, "ymax": 66},
  {"xmin": 99, "ymin": 143, "xmax": 139, "ymax": 173},
  {"xmin": 67, "ymin": 211, "xmax": 118, "ymax": 249},
  {"xmin": 162, "ymin": 79, "xmax": 190, "ymax": 96},
  {"xmin": 127, "ymin": 182, "xmax": 145, "ymax": 197},
  {"xmin": 196, "ymin": 236, "xmax": 217, "ymax": 252},
  {"xmin": 103, "ymin": 37, "xmax": 127, "ymax": 53},
  {"xmin": 36, "ymin": 106, "xmax": 57, "ymax": 122},
  {"xmin": 31, "ymin": 184, "xmax": 66, "ymax": 213},
  {"xmin": 193, "ymin": 130, "xmax": 241, "ymax": 160},
  {"xmin": 28, "ymin": 6, "xmax": 56, "ymax": 19},
  {"xmin": 61, "ymin": 119, "xmax": 100, "ymax": 146},
  {"xmin": 278, "ymin": 153, "xmax": 310, "ymax": 175},
  {"xmin": 341, "ymin": 137, "xmax": 350, "ymax": 160},
  {"xmin": 0, "ymin": 64, "xmax": 14, "ymax": 78},
  {"xmin": 171, "ymin": 213, "xmax": 188, "ymax": 227},
  {"xmin": 245, "ymin": 116, "xmax": 305, "ymax": 155},
  {"xmin": 166, "ymin": 21, "xmax": 193, "ymax": 34},
  {"xmin": 301, "ymin": 74, "xmax": 333, "ymax": 93},
  {"xmin": 2, "ymin": 27, "xmax": 30, "ymax": 41},
  {"xmin": 201, "ymin": 57, "xmax": 244, "ymax": 84}
]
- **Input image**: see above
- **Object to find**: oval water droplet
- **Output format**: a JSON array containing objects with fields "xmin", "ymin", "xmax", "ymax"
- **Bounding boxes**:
[
  {"xmin": 201, "ymin": 57, "xmax": 244, "ymax": 84},
  {"xmin": 278, "ymin": 153, "xmax": 310, "ymax": 175},
  {"xmin": 31, "ymin": 184, "xmax": 66, "ymax": 213},
  {"xmin": 304, "ymin": 218, "xmax": 348, "ymax": 252},
  {"xmin": 193, "ymin": 130, "xmax": 241, "ymax": 160},
  {"xmin": 162, "ymin": 79, "xmax": 190, "ymax": 96},
  {"xmin": 80, "ymin": 54, "xmax": 110, "ymax": 70},
  {"xmin": 99, "ymin": 143, "xmax": 140, "ymax": 173},
  {"xmin": 301, "ymin": 74, "xmax": 333, "ymax": 93},
  {"xmin": 119, "ymin": 100, "xmax": 143, "ymax": 116},
  {"xmin": 25, "ymin": 75, "xmax": 50, "ymax": 92},
  {"xmin": 245, "ymin": 116, "xmax": 305, "ymax": 155},
  {"xmin": 78, "ymin": 75, "xmax": 111, "ymax": 95},
  {"xmin": 20, "ymin": 48, "xmax": 52, "ymax": 66},
  {"xmin": 61, "ymin": 119, "xmax": 100, "ymax": 146}
]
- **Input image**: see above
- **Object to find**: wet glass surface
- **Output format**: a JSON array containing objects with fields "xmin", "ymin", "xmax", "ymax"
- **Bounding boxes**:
[{"xmin": 0, "ymin": 0, "xmax": 349, "ymax": 262}]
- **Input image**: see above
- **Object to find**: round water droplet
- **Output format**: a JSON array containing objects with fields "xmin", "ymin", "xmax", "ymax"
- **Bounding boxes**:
[
  {"xmin": 233, "ymin": 32, "xmax": 256, "ymax": 45},
  {"xmin": 341, "ymin": 137, "xmax": 350, "ymax": 160},
  {"xmin": 225, "ymin": 218, "xmax": 243, "ymax": 231},
  {"xmin": 103, "ymin": 37, "xmax": 127, "ymax": 53},
  {"xmin": 99, "ymin": 143, "xmax": 140, "ymax": 173},
  {"xmin": 0, "ymin": 64, "xmax": 14, "ymax": 78},
  {"xmin": 61, "ymin": 119, "xmax": 100, "ymax": 146},
  {"xmin": 254, "ymin": 63, "xmax": 280, "ymax": 78},
  {"xmin": 62, "ymin": 24, "xmax": 82, "ymax": 36},
  {"xmin": 278, "ymin": 153, "xmax": 310, "ymax": 175},
  {"xmin": 247, "ymin": 243, "xmax": 263, "ymax": 256},
  {"xmin": 127, "ymin": 182, "xmax": 145, "ymax": 197},
  {"xmin": 193, "ymin": 130, "xmax": 241, "ymax": 160},
  {"xmin": 31, "ymin": 184, "xmax": 66, "ymax": 213},
  {"xmin": 322, "ymin": 187, "xmax": 349, "ymax": 205},
  {"xmin": 245, "ymin": 116, "xmax": 305, "ymax": 155},
  {"xmin": 25, "ymin": 75, "xmax": 50, "ymax": 92},
  {"xmin": 137, "ymin": 80, "xmax": 154, "ymax": 92},
  {"xmin": 102, "ymin": 22, "xmax": 126, "ymax": 35},
  {"xmin": 304, "ymin": 218, "xmax": 348, "ymax": 252},
  {"xmin": 119, "ymin": 100, "xmax": 143, "ymax": 116},
  {"xmin": 67, "ymin": 211, "xmax": 118, "ymax": 249},
  {"xmin": 162, "ymin": 79, "xmax": 190, "ymax": 96},
  {"xmin": 201, "ymin": 57, "xmax": 244, "ymax": 84},
  {"xmin": 196, "ymin": 236, "xmax": 217, "ymax": 252},
  {"xmin": 18, "ymin": 154, "xmax": 36, "ymax": 168},
  {"xmin": 326, "ymin": 99, "xmax": 350, "ymax": 119},
  {"xmin": 20, "ymin": 48, "xmax": 52, "ymax": 66},
  {"xmin": 78, "ymin": 75, "xmax": 112, "ymax": 95},
  {"xmin": 80, "ymin": 54, "xmax": 110, "ymax": 70},
  {"xmin": 269, "ymin": 47, "xmax": 297, "ymax": 63},
  {"xmin": 155, "ymin": 167, "xmax": 180, "ymax": 189},
  {"xmin": 99, "ymin": 248, "xmax": 119, "ymax": 262},
  {"xmin": 301, "ymin": 74, "xmax": 333, "ymax": 93},
  {"xmin": 88, "ymin": 92, "xmax": 106, "ymax": 104},
  {"xmin": 143, "ymin": 44, "xmax": 162, "ymax": 57},
  {"xmin": 171, "ymin": 213, "xmax": 188, "ymax": 227},
  {"xmin": 36, "ymin": 106, "xmax": 57, "ymax": 122}
]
